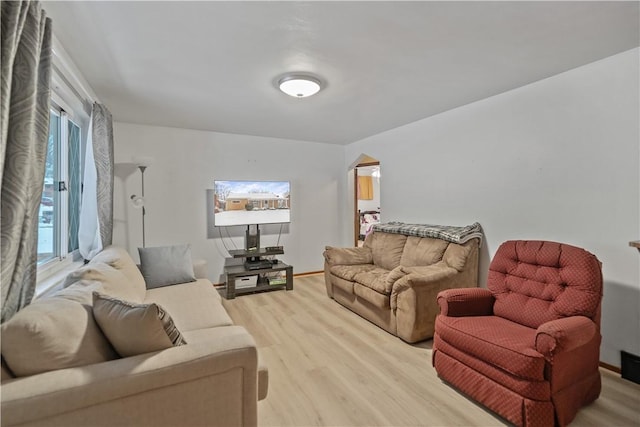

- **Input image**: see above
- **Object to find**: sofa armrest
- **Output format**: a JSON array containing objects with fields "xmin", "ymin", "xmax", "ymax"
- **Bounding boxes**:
[
  {"xmin": 402, "ymin": 265, "xmax": 458, "ymax": 281},
  {"xmin": 323, "ymin": 246, "xmax": 372, "ymax": 266},
  {"xmin": 535, "ymin": 316, "xmax": 597, "ymax": 359},
  {"xmin": 436, "ymin": 288, "xmax": 494, "ymax": 317},
  {"xmin": 391, "ymin": 265, "xmax": 476, "ymax": 342},
  {"xmin": 394, "ymin": 266, "xmax": 458, "ymax": 290},
  {"xmin": 390, "ymin": 265, "xmax": 458, "ymax": 310},
  {"xmin": 1, "ymin": 326, "xmax": 261, "ymax": 427}
]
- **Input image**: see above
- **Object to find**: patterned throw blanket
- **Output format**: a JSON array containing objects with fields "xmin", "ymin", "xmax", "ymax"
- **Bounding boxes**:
[{"xmin": 372, "ymin": 221, "xmax": 484, "ymax": 244}]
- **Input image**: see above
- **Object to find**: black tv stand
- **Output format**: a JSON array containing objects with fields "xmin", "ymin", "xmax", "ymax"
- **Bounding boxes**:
[
  {"xmin": 245, "ymin": 225, "xmax": 260, "ymax": 251},
  {"xmin": 224, "ymin": 247, "xmax": 292, "ymax": 299}
]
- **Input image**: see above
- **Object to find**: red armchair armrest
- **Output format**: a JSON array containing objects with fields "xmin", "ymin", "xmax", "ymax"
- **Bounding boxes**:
[
  {"xmin": 436, "ymin": 288, "xmax": 494, "ymax": 317},
  {"xmin": 535, "ymin": 316, "xmax": 597, "ymax": 359}
]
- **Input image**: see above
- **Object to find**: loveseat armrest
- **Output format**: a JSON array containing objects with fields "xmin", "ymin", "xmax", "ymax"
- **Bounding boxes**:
[
  {"xmin": 323, "ymin": 246, "xmax": 372, "ymax": 266},
  {"xmin": 436, "ymin": 288, "xmax": 494, "ymax": 317},
  {"xmin": 390, "ymin": 265, "xmax": 457, "ymax": 307},
  {"xmin": 392, "ymin": 265, "xmax": 458, "ymax": 292},
  {"xmin": 1, "ymin": 326, "xmax": 261, "ymax": 427},
  {"xmin": 391, "ymin": 265, "xmax": 470, "ymax": 343},
  {"xmin": 535, "ymin": 316, "xmax": 597, "ymax": 359}
]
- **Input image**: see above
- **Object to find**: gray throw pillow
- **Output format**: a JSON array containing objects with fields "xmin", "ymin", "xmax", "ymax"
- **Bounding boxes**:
[{"xmin": 138, "ymin": 244, "xmax": 196, "ymax": 288}]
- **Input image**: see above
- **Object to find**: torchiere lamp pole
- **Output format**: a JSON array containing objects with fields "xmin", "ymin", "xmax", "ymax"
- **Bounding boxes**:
[
  {"xmin": 130, "ymin": 164, "xmax": 148, "ymax": 248},
  {"xmin": 130, "ymin": 157, "xmax": 152, "ymax": 248},
  {"xmin": 139, "ymin": 165, "xmax": 147, "ymax": 248}
]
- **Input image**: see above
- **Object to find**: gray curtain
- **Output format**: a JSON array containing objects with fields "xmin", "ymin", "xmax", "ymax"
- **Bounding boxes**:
[
  {"xmin": 1, "ymin": 1, "xmax": 52, "ymax": 322},
  {"xmin": 78, "ymin": 103, "xmax": 114, "ymax": 260}
]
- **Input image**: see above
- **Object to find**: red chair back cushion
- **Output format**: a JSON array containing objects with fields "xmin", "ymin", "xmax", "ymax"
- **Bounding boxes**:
[{"xmin": 488, "ymin": 240, "xmax": 602, "ymax": 329}]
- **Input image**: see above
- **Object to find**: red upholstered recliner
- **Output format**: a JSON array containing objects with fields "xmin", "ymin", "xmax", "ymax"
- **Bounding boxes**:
[{"xmin": 432, "ymin": 240, "xmax": 603, "ymax": 427}]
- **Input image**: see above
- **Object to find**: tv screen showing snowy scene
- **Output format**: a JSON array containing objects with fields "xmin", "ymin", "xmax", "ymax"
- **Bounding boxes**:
[{"xmin": 213, "ymin": 180, "xmax": 291, "ymax": 226}]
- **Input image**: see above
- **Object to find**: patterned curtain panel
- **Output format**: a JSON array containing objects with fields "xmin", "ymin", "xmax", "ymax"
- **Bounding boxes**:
[
  {"xmin": 78, "ymin": 103, "xmax": 114, "ymax": 260},
  {"xmin": 0, "ymin": 1, "xmax": 52, "ymax": 322},
  {"xmin": 67, "ymin": 121, "xmax": 81, "ymax": 251}
]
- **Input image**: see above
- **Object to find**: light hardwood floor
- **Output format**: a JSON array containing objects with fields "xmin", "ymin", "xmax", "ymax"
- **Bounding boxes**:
[{"xmin": 222, "ymin": 275, "xmax": 640, "ymax": 427}]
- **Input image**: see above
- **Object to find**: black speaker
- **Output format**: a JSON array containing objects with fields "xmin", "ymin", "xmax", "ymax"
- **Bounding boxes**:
[{"xmin": 621, "ymin": 350, "xmax": 640, "ymax": 384}]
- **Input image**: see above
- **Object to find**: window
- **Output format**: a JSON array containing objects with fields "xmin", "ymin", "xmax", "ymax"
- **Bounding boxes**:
[{"xmin": 37, "ymin": 105, "xmax": 83, "ymax": 266}]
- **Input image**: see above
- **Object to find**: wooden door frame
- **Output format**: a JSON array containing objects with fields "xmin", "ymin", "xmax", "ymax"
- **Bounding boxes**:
[{"xmin": 353, "ymin": 161, "xmax": 380, "ymax": 246}]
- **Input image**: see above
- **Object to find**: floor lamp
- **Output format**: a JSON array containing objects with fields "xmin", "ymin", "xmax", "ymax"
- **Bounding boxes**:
[{"xmin": 130, "ymin": 163, "xmax": 148, "ymax": 248}]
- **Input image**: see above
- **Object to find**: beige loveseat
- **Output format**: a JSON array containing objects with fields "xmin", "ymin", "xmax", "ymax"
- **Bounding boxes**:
[
  {"xmin": 1, "ymin": 246, "xmax": 267, "ymax": 427},
  {"xmin": 323, "ymin": 224, "xmax": 481, "ymax": 343}
]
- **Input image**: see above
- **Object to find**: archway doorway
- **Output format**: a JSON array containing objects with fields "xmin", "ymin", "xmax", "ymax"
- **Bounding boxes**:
[{"xmin": 349, "ymin": 154, "xmax": 381, "ymax": 247}]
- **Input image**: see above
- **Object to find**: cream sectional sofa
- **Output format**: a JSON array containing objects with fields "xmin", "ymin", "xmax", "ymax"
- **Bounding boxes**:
[
  {"xmin": 323, "ymin": 223, "xmax": 481, "ymax": 343},
  {"xmin": 1, "ymin": 246, "xmax": 267, "ymax": 427}
]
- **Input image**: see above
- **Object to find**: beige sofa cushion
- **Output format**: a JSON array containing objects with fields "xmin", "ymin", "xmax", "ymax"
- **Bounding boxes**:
[
  {"xmin": 88, "ymin": 246, "xmax": 147, "ymax": 301},
  {"xmin": 93, "ymin": 292, "xmax": 187, "ymax": 357},
  {"xmin": 365, "ymin": 232, "xmax": 407, "ymax": 271},
  {"xmin": 330, "ymin": 264, "xmax": 376, "ymax": 282},
  {"xmin": 1, "ymin": 283, "xmax": 117, "ymax": 377},
  {"xmin": 354, "ymin": 267, "xmax": 392, "ymax": 295},
  {"xmin": 145, "ymin": 279, "xmax": 233, "ymax": 331},
  {"xmin": 353, "ymin": 283, "xmax": 390, "ymax": 309},
  {"xmin": 442, "ymin": 241, "xmax": 474, "ymax": 271},
  {"xmin": 63, "ymin": 262, "xmax": 144, "ymax": 303},
  {"xmin": 400, "ymin": 236, "xmax": 449, "ymax": 267}
]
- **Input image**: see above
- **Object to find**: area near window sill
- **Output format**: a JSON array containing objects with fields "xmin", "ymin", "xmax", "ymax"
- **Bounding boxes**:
[{"xmin": 35, "ymin": 258, "xmax": 84, "ymax": 299}]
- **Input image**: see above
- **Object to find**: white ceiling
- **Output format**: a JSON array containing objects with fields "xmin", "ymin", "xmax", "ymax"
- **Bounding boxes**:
[{"xmin": 43, "ymin": 1, "xmax": 639, "ymax": 145}]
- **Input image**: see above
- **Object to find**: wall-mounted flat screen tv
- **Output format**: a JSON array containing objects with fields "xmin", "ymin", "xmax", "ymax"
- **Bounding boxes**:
[{"xmin": 213, "ymin": 180, "xmax": 291, "ymax": 226}]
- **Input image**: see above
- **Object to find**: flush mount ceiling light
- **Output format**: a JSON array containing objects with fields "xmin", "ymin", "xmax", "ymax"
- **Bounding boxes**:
[{"xmin": 278, "ymin": 74, "xmax": 322, "ymax": 98}]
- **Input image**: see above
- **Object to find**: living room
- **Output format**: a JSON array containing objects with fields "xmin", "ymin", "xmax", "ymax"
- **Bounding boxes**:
[
  {"xmin": 2, "ymin": 1, "xmax": 639, "ymax": 426},
  {"xmin": 106, "ymin": 2, "xmax": 640, "ymax": 371}
]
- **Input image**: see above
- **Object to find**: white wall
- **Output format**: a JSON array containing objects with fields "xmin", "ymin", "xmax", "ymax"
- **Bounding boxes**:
[
  {"xmin": 113, "ymin": 123, "xmax": 344, "ymax": 283},
  {"xmin": 344, "ymin": 49, "xmax": 640, "ymax": 367}
]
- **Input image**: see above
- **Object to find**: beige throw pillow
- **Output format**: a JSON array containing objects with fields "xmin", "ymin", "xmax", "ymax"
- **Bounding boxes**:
[
  {"xmin": 1, "ymin": 294, "xmax": 117, "ymax": 377},
  {"xmin": 92, "ymin": 292, "xmax": 186, "ymax": 357}
]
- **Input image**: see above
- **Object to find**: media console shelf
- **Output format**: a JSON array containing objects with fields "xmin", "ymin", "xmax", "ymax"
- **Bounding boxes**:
[{"xmin": 224, "ymin": 248, "xmax": 293, "ymax": 299}]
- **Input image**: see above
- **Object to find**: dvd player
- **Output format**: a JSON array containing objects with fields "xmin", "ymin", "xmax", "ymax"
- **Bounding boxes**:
[{"xmin": 244, "ymin": 260, "xmax": 274, "ymax": 270}]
